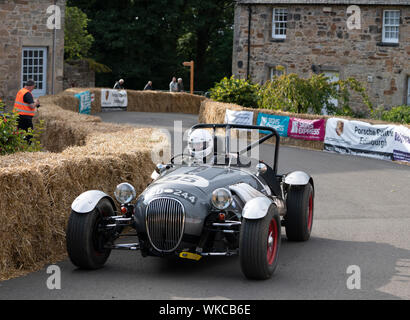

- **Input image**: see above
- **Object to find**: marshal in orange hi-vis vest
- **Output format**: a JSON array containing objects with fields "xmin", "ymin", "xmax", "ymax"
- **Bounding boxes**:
[{"xmin": 13, "ymin": 88, "xmax": 35, "ymax": 117}]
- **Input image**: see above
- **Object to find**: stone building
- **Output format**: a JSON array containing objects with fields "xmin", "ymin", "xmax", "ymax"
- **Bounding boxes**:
[
  {"xmin": 233, "ymin": 0, "xmax": 410, "ymax": 110},
  {"xmin": 63, "ymin": 60, "xmax": 95, "ymax": 90},
  {"xmin": 0, "ymin": 0, "xmax": 66, "ymax": 109}
]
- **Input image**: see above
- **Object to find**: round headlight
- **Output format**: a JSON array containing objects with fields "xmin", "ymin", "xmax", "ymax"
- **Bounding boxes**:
[
  {"xmin": 211, "ymin": 188, "xmax": 233, "ymax": 210},
  {"xmin": 114, "ymin": 183, "xmax": 136, "ymax": 204}
]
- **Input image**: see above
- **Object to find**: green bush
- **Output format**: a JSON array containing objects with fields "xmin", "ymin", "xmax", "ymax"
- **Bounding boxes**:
[
  {"xmin": 334, "ymin": 77, "xmax": 373, "ymax": 118},
  {"xmin": 210, "ymin": 72, "xmax": 373, "ymax": 117},
  {"xmin": 0, "ymin": 100, "xmax": 44, "ymax": 155},
  {"xmin": 209, "ymin": 76, "xmax": 260, "ymax": 108},
  {"xmin": 258, "ymin": 68, "xmax": 373, "ymax": 117},
  {"xmin": 259, "ymin": 73, "xmax": 336, "ymax": 114},
  {"xmin": 381, "ymin": 105, "xmax": 410, "ymax": 124}
]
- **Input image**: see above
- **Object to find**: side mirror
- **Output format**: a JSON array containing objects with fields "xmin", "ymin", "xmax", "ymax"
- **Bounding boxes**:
[
  {"xmin": 256, "ymin": 163, "xmax": 267, "ymax": 175},
  {"xmin": 155, "ymin": 163, "xmax": 168, "ymax": 174},
  {"xmin": 151, "ymin": 163, "xmax": 171, "ymax": 181}
]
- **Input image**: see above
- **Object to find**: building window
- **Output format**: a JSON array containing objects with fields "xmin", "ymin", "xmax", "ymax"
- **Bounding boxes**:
[
  {"xmin": 322, "ymin": 71, "xmax": 340, "ymax": 115},
  {"xmin": 270, "ymin": 66, "xmax": 285, "ymax": 80},
  {"xmin": 21, "ymin": 47, "xmax": 47, "ymax": 98},
  {"xmin": 382, "ymin": 10, "xmax": 400, "ymax": 44},
  {"xmin": 272, "ymin": 8, "xmax": 288, "ymax": 39}
]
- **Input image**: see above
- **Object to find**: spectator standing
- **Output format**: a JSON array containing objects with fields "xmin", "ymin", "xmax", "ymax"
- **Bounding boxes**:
[
  {"xmin": 144, "ymin": 81, "xmax": 154, "ymax": 91},
  {"xmin": 114, "ymin": 79, "xmax": 125, "ymax": 89},
  {"xmin": 177, "ymin": 78, "xmax": 185, "ymax": 93},
  {"xmin": 169, "ymin": 77, "xmax": 178, "ymax": 92},
  {"xmin": 12, "ymin": 79, "xmax": 40, "ymax": 142}
]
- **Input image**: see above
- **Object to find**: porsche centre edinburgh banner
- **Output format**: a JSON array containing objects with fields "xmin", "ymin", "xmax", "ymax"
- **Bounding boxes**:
[
  {"xmin": 392, "ymin": 126, "xmax": 410, "ymax": 162},
  {"xmin": 324, "ymin": 118, "xmax": 396, "ymax": 161},
  {"xmin": 224, "ymin": 109, "xmax": 254, "ymax": 126},
  {"xmin": 256, "ymin": 113, "xmax": 289, "ymax": 136},
  {"xmin": 101, "ymin": 89, "xmax": 128, "ymax": 108},
  {"xmin": 287, "ymin": 118, "xmax": 326, "ymax": 141},
  {"xmin": 75, "ymin": 90, "xmax": 92, "ymax": 115}
]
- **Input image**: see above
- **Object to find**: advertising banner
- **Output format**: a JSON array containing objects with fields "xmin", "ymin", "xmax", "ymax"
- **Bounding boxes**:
[
  {"xmin": 392, "ymin": 126, "xmax": 410, "ymax": 163},
  {"xmin": 287, "ymin": 118, "xmax": 326, "ymax": 141},
  {"xmin": 101, "ymin": 89, "xmax": 128, "ymax": 108},
  {"xmin": 324, "ymin": 118, "xmax": 396, "ymax": 161},
  {"xmin": 256, "ymin": 113, "xmax": 289, "ymax": 136},
  {"xmin": 224, "ymin": 109, "xmax": 254, "ymax": 126},
  {"xmin": 74, "ymin": 91, "xmax": 91, "ymax": 115}
]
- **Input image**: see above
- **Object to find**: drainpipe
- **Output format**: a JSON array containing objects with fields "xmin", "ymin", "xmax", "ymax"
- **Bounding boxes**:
[
  {"xmin": 51, "ymin": 0, "xmax": 57, "ymax": 94},
  {"xmin": 246, "ymin": 4, "xmax": 252, "ymax": 80}
]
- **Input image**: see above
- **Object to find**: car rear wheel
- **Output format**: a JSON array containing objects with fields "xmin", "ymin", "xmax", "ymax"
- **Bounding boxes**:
[
  {"xmin": 239, "ymin": 205, "xmax": 281, "ymax": 280},
  {"xmin": 285, "ymin": 183, "xmax": 314, "ymax": 241},
  {"xmin": 66, "ymin": 198, "xmax": 115, "ymax": 270}
]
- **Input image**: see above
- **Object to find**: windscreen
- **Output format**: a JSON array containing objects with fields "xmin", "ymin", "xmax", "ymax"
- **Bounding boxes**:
[{"xmin": 172, "ymin": 126, "xmax": 278, "ymax": 174}]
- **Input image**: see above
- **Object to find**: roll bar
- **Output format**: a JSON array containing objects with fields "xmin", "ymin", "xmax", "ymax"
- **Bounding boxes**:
[{"xmin": 189, "ymin": 124, "xmax": 280, "ymax": 175}]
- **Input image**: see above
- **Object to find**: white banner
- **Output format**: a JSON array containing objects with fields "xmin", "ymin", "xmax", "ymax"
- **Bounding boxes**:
[
  {"xmin": 324, "ymin": 118, "xmax": 396, "ymax": 161},
  {"xmin": 101, "ymin": 89, "xmax": 128, "ymax": 107},
  {"xmin": 224, "ymin": 109, "xmax": 254, "ymax": 126},
  {"xmin": 393, "ymin": 126, "xmax": 410, "ymax": 162}
]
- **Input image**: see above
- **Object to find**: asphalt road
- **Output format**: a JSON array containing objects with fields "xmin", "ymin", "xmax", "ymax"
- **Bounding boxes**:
[{"xmin": 0, "ymin": 111, "xmax": 409, "ymax": 300}]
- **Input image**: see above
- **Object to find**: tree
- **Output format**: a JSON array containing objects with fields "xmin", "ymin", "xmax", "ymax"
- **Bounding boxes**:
[
  {"xmin": 176, "ymin": 1, "xmax": 235, "ymax": 91},
  {"xmin": 66, "ymin": 0, "xmax": 235, "ymax": 91},
  {"xmin": 64, "ymin": 6, "xmax": 94, "ymax": 61}
]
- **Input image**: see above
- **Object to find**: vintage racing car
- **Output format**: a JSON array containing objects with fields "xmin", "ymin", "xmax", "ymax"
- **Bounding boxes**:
[{"xmin": 66, "ymin": 124, "xmax": 315, "ymax": 280}]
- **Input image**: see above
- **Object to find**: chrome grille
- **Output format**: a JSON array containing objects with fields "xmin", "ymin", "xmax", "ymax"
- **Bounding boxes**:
[{"xmin": 145, "ymin": 198, "xmax": 185, "ymax": 252}]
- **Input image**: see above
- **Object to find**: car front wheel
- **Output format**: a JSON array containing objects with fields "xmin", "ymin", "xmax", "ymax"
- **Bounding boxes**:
[
  {"xmin": 66, "ymin": 198, "xmax": 115, "ymax": 270},
  {"xmin": 285, "ymin": 183, "xmax": 314, "ymax": 241},
  {"xmin": 239, "ymin": 205, "xmax": 281, "ymax": 280}
]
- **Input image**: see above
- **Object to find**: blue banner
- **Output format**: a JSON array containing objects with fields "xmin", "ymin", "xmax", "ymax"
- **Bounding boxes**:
[
  {"xmin": 257, "ymin": 113, "xmax": 290, "ymax": 136},
  {"xmin": 75, "ymin": 91, "xmax": 92, "ymax": 115}
]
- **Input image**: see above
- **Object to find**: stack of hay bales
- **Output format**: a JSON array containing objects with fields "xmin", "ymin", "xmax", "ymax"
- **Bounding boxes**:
[
  {"xmin": 127, "ymin": 91, "xmax": 205, "ymax": 114},
  {"xmin": 62, "ymin": 88, "xmax": 206, "ymax": 115},
  {"xmin": 199, "ymin": 100, "xmax": 244, "ymax": 125},
  {"xmin": 0, "ymin": 97, "xmax": 168, "ymax": 281}
]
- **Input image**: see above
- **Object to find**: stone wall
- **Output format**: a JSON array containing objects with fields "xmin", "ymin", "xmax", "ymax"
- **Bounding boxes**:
[
  {"xmin": 63, "ymin": 60, "xmax": 95, "ymax": 90},
  {"xmin": 0, "ymin": 0, "xmax": 66, "ymax": 110},
  {"xmin": 233, "ymin": 4, "xmax": 410, "ymax": 111}
]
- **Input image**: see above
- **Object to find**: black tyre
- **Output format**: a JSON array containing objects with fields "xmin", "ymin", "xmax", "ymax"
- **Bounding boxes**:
[
  {"xmin": 66, "ymin": 198, "xmax": 115, "ymax": 270},
  {"xmin": 239, "ymin": 205, "xmax": 281, "ymax": 280},
  {"xmin": 285, "ymin": 183, "xmax": 314, "ymax": 241}
]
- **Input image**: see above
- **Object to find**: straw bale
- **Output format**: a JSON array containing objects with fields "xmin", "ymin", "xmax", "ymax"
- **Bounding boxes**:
[
  {"xmin": 127, "ymin": 91, "xmax": 205, "ymax": 114},
  {"xmin": 0, "ymin": 95, "xmax": 168, "ymax": 280},
  {"xmin": 0, "ymin": 150, "xmax": 160, "ymax": 280},
  {"xmin": 63, "ymin": 88, "xmax": 205, "ymax": 114},
  {"xmin": 0, "ymin": 168, "xmax": 54, "ymax": 277},
  {"xmin": 0, "ymin": 146, "xmax": 163, "ymax": 280}
]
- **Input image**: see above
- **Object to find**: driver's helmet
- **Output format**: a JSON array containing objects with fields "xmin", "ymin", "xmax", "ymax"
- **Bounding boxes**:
[{"xmin": 188, "ymin": 129, "xmax": 213, "ymax": 161}]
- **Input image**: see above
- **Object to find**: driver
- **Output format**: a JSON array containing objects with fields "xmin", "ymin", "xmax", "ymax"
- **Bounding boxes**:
[{"xmin": 187, "ymin": 129, "xmax": 214, "ymax": 164}]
